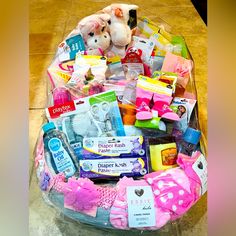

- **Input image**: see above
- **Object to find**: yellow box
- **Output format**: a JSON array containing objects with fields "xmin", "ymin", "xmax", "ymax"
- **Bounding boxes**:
[{"xmin": 150, "ymin": 142, "xmax": 178, "ymax": 171}]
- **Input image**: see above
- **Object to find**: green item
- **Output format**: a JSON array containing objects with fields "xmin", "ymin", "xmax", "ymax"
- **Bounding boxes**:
[
  {"xmin": 135, "ymin": 117, "xmax": 166, "ymax": 131},
  {"xmin": 171, "ymin": 35, "xmax": 189, "ymax": 58}
]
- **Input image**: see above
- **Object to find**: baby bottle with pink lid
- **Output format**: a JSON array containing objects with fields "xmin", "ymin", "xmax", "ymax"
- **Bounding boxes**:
[{"xmin": 53, "ymin": 87, "xmax": 71, "ymax": 106}]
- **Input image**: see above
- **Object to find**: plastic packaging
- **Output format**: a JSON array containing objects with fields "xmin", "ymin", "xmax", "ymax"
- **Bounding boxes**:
[
  {"xmin": 53, "ymin": 87, "xmax": 71, "ymax": 106},
  {"xmin": 42, "ymin": 122, "xmax": 78, "ymax": 178},
  {"xmin": 178, "ymin": 127, "xmax": 201, "ymax": 156},
  {"xmin": 148, "ymin": 136, "xmax": 178, "ymax": 171},
  {"xmin": 33, "ymin": 4, "xmax": 207, "ymax": 232}
]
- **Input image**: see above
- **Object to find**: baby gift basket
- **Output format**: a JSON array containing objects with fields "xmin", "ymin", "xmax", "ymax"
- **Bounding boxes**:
[{"xmin": 34, "ymin": 3, "xmax": 207, "ymax": 232}]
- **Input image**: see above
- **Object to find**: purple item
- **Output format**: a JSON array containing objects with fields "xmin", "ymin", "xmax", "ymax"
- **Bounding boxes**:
[
  {"xmin": 131, "ymin": 159, "xmax": 142, "ymax": 172},
  {"xmin": 53, "ymin": 87, "xmax": 71, "ymax": 106},
  {"xmin": 130, "ymin": 137, "xmax": 143, "ymax": 154},
  {"xmin": 39, "ymin": 171, "xmax": 51, "ymax": 191}
]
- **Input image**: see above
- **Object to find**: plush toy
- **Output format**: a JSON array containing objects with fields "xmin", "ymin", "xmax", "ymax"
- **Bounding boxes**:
[
  {"xmin": 102, "ymin": 4, "xmax": 138, "ymax": 57},
  {"xmin": 77, "ymin": 13, "xmax": 111, "ymax": 52}
]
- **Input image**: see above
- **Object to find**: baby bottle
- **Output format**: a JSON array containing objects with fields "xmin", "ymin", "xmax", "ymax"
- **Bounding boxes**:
[
  {"xmin": 53, "ymin": 87, "xmax": 71, "ymax": 106},
  {"xmin": 178, "ymin": 127, "xmax": 201, "ymax": 156},
  {"xmin": 42, "ymin": 122, "xmax": 78, "ymax": 178}
]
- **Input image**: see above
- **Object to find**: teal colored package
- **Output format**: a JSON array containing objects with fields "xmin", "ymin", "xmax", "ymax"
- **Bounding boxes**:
[
  {"xmin": 45, "ymin": 91, "xmax": 126, "ymax": 159},
  {"xmin": 58, "ymin": 33, "xmax": 85, "ymax": 62}
]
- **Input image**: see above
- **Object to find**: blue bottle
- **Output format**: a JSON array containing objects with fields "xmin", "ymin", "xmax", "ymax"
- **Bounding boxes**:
[
  {"xmin": 178, "ymin": 127, "xmax": 201, "ymax": 156},
  {"xmin": 42, "ymin": 122, "xmax": 78, "ymax": 178}
]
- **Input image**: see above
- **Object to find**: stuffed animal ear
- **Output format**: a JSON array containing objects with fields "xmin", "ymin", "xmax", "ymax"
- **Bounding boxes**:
[
  {"xmin": 127, "ymin": 4, "xmax": 139, "ymax": 10},
  {"xmin": 102, "ymin": 6, "xmax": 112, "ymax": 14},
  {"xmin": 114, "ymin": 8, "xmax": 123, "ymax": 17},
  {"xmin": 98, "ymin": 13, "xmax": 111, "ymax": 22}
]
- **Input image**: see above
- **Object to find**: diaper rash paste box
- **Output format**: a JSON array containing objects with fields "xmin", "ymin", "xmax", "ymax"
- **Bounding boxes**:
[{"xmin": 79, "ymin": 136, "xmax": 149, "ymax": 179}]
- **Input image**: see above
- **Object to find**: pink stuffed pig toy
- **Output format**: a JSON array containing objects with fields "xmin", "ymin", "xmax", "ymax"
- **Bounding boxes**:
[
  {"xmin": 102, "ymin": 4, "xmax": 138, "ymax": 57},
  {"xmin": 77, "ymin": 13, "xmax": 111, "ymax": 53}
]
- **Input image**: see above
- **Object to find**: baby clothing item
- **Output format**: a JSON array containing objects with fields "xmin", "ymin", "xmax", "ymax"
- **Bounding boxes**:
[
  {"xmin": 144, "ymin": 153, "xmax": 202, "ymax": 221},
  {"xmin": 161, "ymin": 52, "xmax": 193, "ymax": 89},
  {"xmin": 177, "ymin": 151, "xmax": 203, "ymax": 201},
  {"xmin": 109, "ymin": 176, "xmax": 170, "ymax": 230},
  {"xmin": 63, "ymin": 177, "xmax": 100, "ymax": 217},
  {"xmin": 135, "ymin": 76, "xmax": 180, "ymax": 121},
  {"xmin": 97, "ymin": 186, "xmax": 118, "ymax": 210},
  {"xmin": 52, "ymin": 173, "xmax": 67, "ymax": 193},
  {"xmin": 136, "ymin": 87, "xmax": 153, "ymax": 120}
]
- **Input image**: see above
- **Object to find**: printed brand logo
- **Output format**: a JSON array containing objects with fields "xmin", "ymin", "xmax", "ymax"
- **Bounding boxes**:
[
  {"xmin": 135, "ymin": 189, "xmax": 144, "ymax": 197},
  {"xmin": 82, "ymin": 161, "xmax": 93, "ymax": 172},
  {"xmin": 48, "ymin": 101, "xmax": 76, "ymax": 118},
  {"xmin": 198, "ymin": 161, "xmax": 203, "ymax": 169},
  {"xmin": 48, "ymin": 138, "xmax": 61, "ymax": 152}
]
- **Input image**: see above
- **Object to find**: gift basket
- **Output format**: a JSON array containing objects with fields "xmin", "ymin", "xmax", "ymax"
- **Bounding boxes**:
[{"xmin": 34, "ymin": 3, "xmax": 207, "ymax": 232}]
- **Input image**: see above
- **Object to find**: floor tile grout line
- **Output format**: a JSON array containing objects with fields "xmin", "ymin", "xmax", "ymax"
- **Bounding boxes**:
[
  {"xmin": 29, "ymin": 108, "xmax": 45, "ymax": 110},
  {"xmin": 29, "ymin": 52, "xmax": 56, "ymax": 56}
]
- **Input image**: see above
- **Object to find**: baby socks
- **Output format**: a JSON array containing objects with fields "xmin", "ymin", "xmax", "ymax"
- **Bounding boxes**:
[
  {"xmin": 109, "ymin": 177, "xmax": 171, "ymax": 230},
  {"xmin": 144, "ymin": 169, "xmax": 195, "ymax": 221},
  {"xmin": 135, "ymin": 87, "xmax": 153, "ymax": 120},
  {"xmin": 152, "ymin": 93, "xmax": 179, "ymax": 121},
  {"xmin": 135, "ymin": 76, "xmax": 179, "ymax": 121}
]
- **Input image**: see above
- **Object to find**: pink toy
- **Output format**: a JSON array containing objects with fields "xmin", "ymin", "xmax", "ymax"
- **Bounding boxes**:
[
  {"xmin": 103, "ymin": 4, "xmax": 138, "ymax": 57},
  {"xmin": 77, "ymin": 13, "xmax": 111, "ymax": 52}
]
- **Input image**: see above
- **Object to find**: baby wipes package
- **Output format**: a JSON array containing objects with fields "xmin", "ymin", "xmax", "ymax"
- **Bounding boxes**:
[
  {"xmin": 79, "ymin": 136, "xmax": 150, "ymax": 179},
  {"xmin": 45, "ymin": 91, "xmax": 126, "ymax": 159}
]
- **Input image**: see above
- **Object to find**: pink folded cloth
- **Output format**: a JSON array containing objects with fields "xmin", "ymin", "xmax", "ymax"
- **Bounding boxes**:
[
  {"xmin": 63, "ymin": 177, "xmax": 100, "ymax": 217},
  {"xmin": 144, "ymin": 152, "xmax": 202, "ymax": 221},
  {"xmin": 97, "ymin": 186, "xmax": 118, "ymax": 210}
]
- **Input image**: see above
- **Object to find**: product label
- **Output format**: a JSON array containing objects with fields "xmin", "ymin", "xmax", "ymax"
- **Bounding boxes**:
[
  {"xmin": 127, "ymin": 186, "xmax": 156, "ymax": 228},
  {"xmin": 47, "ymin": 101, "xmax": 76, "ymax": 119},
  {"xmin": 48, "ymin": 137, "xmax": 76, "ymax": 177},
  {"xmin": 137, "ymin": 75, "xmax": 173, "ymax": 96},
  {"xmin": 58, "ymin": 34, "xmax": 85, "ymax": 62},
  {"xmin": 192, "ymin": 154, "xmax": 207, "ymax": 195},
  {"xmin": 107, "ymin": 56, "xmax": 125, "ymax": 79},
  {"xmin": 152, "ymin": 71, "xmax": 177, "ymax": 92},
  {"xmin": 79, "ymin": 136, "xmax": 149, "ymax": 179},
  {"xmin": 46, "ymin": 91, "xmax": 126, "ymax": 160},
  {"xmin": 122, "ymin": 63, "xmax": 144, "ymax": 75},
  {"xmin": 137, "ymin": 17, "xmax": 160, "ymax": 38},
  {"xmin": 83, "ymin": 136, "xmax": 145, "ymax": 156},
  {"xmin": 133, "ymin": 36, "xmax": 155, "ymax": 61},
  {"xmin": 150, "ymin": 32, "xmax": 173, "ymax": 54},
  {"xmin": 80, "ymin": 157, "xmax": 147, "ymax": 177},
  {"xmin": 161, "ymin": 147, "xmax": 177, "ymax": 166}
]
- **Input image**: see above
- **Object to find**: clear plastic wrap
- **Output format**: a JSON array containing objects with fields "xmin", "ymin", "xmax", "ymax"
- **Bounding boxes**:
[{"xmin": 33, "ymin": 3, "xmax": 207, "ymax": 232}]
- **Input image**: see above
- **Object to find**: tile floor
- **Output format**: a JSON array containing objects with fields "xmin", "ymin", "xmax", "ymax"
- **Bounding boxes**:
[{"xmin": 29, "ymin": 0, "xmax": 207, "ymax": 235}]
